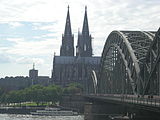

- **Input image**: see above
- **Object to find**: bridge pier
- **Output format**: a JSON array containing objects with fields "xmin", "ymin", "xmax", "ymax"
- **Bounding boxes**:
[
  {"xmin": 84, "ymin": 95, "xmax": 160, "ymax": 120},
  {"xmin": 60, "ymin": 95, "xmax": 85, "ymax": 113},
  {"xmin": 126, "ymin": 109, "xmax": 160, "ymax": 120},
  {"xmin": 84, "ymin": 102, "xmax": 125, "ymax": 120}
]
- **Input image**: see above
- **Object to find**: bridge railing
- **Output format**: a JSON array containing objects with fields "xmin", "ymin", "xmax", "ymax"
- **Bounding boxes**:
[
  {"xmin": 123, "ymin": 95, "xmax": 160, "ymax": 107},
  {"xmin": 93, "ymin": 94, "xmax": 160, "ymax": 108}
]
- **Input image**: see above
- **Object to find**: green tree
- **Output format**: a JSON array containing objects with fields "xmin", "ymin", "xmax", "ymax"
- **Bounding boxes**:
[
  {"xmin": 0, "ymin": 88, "xmax": 5, "ymax": 103},
  {"xmin": 28, "ymin": 85, "xmax": 44, "ymax": 105},
  {"xmin": 0, "ymin": 84, "xmax": 63, "ymax": 106},
  {"xmin": 63, "ymin": 83, "xmax": 83, "ymax": 95},
  {"xmin": 44, "ymin": 85, "xmax": 62, "ymax": 104}
]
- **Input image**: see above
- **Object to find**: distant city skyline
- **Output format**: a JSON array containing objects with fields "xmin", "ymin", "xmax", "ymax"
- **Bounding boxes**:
[{"xmin": 0, "ymin": 0, "xmax": 160, "ymax": 78}]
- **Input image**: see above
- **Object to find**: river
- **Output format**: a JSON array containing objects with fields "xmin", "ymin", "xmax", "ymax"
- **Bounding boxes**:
[{"xmin": 0, "ymin": 114, "xmax": 84, "ymax": 120}]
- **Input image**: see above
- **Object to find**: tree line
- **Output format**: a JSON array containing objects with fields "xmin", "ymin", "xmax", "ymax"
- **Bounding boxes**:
[{"xmin": 0, "ymin": 83, "xmax": 83, "ymax": 106}]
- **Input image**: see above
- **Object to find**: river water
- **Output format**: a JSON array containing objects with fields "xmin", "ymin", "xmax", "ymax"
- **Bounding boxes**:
[{"xmin": 0, "ymin": 114, "xmax": 84, "ymax": 120}]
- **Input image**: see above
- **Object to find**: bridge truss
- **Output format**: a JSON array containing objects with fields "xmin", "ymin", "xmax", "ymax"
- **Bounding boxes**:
[
  {"xmin": 143, "ymin": 28, "xmax": 160, "ymax": 95},
  {"xmin": 97, "ymin": 29, "xmax": 160, "ymax": 95}
]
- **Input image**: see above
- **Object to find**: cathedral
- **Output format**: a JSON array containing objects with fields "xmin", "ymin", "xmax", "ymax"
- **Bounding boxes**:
[{"xmin": 51, "ymin": 6, "xmax": 100, "ymax": 92}]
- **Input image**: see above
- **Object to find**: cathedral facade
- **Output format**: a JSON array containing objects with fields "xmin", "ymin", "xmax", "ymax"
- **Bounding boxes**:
[{"xmin": 51, "ymin": 6, "xmax": 100, "ymax": 92}]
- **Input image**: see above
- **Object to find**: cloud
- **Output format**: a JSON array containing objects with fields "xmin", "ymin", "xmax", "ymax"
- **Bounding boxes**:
[
  {"xmin": 16, "ymin": 57, "xmax": 44, "ymax": 65},
  {"xmin": 33, "ymin": 23, "xmax": 56, "ymax": 32},
  {"xmin": 0, "ymin": 0, "xmax": 160, "ymax": 77},
  {"xmin": 0, "ymin": 54, "xmax": 13, "ymax": 63},
  {"xmin": 6, "ymin": 37, "xmax": 24, "ymax": 43},
  {"xmin": 31, "ymin": 22, "xmax": 62, "ymax": 40},
  {"xmin": 8, "ymin": 22, "xmax": 24, "ymax": 28},
  {"xmin": 4, "ymin": 37, "xmax": 59, "ymax": 56}
]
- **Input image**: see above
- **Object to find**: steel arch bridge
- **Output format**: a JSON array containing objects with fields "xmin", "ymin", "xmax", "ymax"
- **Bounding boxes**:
[{"xmin": 97, "ymin": 29, "xmax": 160, "ymax": 96}]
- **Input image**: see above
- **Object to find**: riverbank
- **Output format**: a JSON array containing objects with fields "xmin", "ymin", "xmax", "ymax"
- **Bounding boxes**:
[
  {"xmin": 0, "ymin": 106, "xmax": 82, "ymax": 115},
  {"xmin": 0, "ymin": 114, "xmax": 84, "ymax": 120},
  {"xmin": 0, "ymin": 106, "xmax": 45, "ymax": 114}
]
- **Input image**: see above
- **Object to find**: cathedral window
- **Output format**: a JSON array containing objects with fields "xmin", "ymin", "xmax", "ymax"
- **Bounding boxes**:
[{"xmin": 84, "ymin": 44, "xmax": 87, "ymax": 51}]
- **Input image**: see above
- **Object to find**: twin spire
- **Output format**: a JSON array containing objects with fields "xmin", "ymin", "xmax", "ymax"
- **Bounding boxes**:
[
  {"xmin": 60, "ymin": 6, "xmax": 92, "ymax": 57},
  {"xmin": 64, "ymin": 5, "xmax": 72, "ymax": 36},
  {"xmin": 82, "ymin": 6, "xmax": 89, "ymax": 36},
  {"xmin": 64, "ymin": 5, "xmax": 89, "ymax": 37},
  {"xmin": 60, "ymin": 5, "xmax": 74, "ymax": 56}
]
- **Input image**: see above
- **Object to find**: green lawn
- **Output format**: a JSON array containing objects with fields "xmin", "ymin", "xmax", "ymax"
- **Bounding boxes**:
[{"xmin": 9, "ymin": 102, "xmax": 54, "ymax": 107}]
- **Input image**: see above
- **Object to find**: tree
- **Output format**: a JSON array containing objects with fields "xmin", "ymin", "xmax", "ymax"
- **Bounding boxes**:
[
  {"xmin": 0, "ymin": 84, "xmax": 63, "ymax": 106},
  {"xmin": 44, "ymin": 85, "xmax": 63, "ymax": 104},
  {"xmin": 27, "ymin": 85, "xmax": 44, "ymax": 105},
  {"xmin": 63, "ymin": 83, "xmax": 83, "ymax": 95},
  {"xmin": 0, "ymin": 88, "xmax": 5, "ymax": 103}
]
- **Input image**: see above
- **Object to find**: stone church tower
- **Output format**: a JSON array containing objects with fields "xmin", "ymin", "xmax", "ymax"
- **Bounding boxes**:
[
  {"xmin": 60, "ymin": 6, "xmax": 74, "ymax": 56},
  {"xmin": 76, "ymin": 6, "xmax": 92, "ymax": 57}
]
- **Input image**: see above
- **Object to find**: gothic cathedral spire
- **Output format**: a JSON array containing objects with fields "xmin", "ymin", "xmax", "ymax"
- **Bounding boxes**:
[
  {"xmin": 60, "ymin": 5, "xmax": 74, "ymax": 56},
  {"xmin": 64, "ymin": 5, "xmax": 72, "ymax": 36},
  {"xmin": 82, "ymin": 6, "xmax": 89, "ymax": 37},
  {"xmin": 76, "ymin": 6, "xmax": 92, "ymax": 57}
]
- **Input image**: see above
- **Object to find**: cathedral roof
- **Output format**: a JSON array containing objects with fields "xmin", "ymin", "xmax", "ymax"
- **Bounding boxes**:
[
  {"xmin": 54, "ymin": 56, "xmax": 100, "ymax": 65},
  {"xmin": 54, "ymin": 56, "xmax": 75, "ymax": 64}
]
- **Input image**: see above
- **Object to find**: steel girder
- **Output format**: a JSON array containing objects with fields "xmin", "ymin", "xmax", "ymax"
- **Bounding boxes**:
[
  {"xmin": 97, "ymin": 31, "xmax": 154, "ymax": 95},
  {"xmin": 143, "ymin": 28, "xmax": 160, "ymax": 95},
  {"xmin": 90, "ymin": 70, "xmax": 98, "ymax": 94}
]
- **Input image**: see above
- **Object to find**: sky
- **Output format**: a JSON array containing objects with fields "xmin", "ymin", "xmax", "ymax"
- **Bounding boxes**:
[{"xmin": 0, "ymin": 0, "xmax": 160, "ymax": 78}]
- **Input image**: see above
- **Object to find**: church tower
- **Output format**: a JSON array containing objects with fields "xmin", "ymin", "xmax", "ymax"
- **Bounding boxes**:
[
  {"xmin": 29, "ymin": 63, "xmax": 38, "ymax": 85},
  {"xmin": 76, "ymin": 6, "xmax": 92, "ymax": 57},
  {"xmin": 60, "ymin": 6, "xmax": 74, "ymax": 56}
]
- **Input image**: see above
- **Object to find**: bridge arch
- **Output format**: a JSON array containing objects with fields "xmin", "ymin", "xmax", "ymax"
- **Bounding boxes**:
[
  {"xmin": 97, "ymin": 31, "xmax": 154, "ymax": 95},
  {"xmin": 90, "ymin": 70, "xmax": 98, "ymax": 94},
  {"xmin": 143, "ymin": 28, "xmax": 160, "ymax": 95}
]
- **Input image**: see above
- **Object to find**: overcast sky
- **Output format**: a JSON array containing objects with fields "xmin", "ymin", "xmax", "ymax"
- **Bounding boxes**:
[{"xmin": 0, "ymin": 0, "xmax": 160, "ymax": 78}]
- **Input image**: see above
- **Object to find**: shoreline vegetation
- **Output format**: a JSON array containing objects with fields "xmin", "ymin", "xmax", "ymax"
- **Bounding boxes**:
[{"xmin": 0, "ymin": 83, "xmax": 83, "ymax": 114}]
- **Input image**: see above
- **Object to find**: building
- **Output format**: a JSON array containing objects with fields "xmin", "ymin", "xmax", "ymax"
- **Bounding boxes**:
[
  {"xmin": 0, "ymin": 76, "xmax": 31, "ymax": 91},
  {"xmin": 0, "ymin": 65, "xmax": 50, "ymax": 92},
  {"xmin": 51, "ymin": 6, "xmax": 100, "ymax": 92},
  {"xmin": 29, "ymin": 63, "xmax": 38, "ymax": 85},
  {"xmin": 29, "ymin": 64, "xmax": 50, "ymax": 86}
]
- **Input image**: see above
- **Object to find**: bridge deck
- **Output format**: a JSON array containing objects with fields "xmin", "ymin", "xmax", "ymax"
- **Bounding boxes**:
[{"xmin": 85, "ymin": 94, "xmax": 160, "ymax": 112}]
